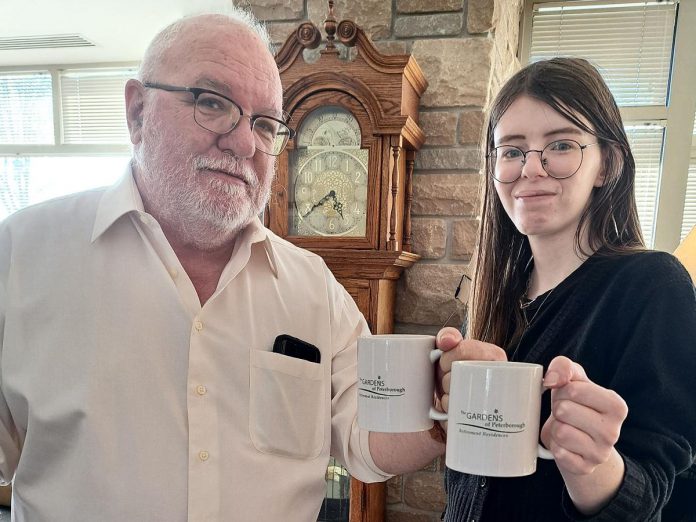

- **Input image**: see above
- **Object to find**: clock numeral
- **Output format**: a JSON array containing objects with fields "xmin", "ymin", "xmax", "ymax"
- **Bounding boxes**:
[
  {"xmin": 352, "ymin": 202, "xmax": 362, "ymax": 215},
  {"xmin": 302, "ymin": 171, "xmax": 314, "ymax": 184},
  {"xmin": 328, "ymin": 219, "xmax": 337, "ymax": 232},
  {"xmin": 355, "ymin": 170, "xmax": 363, "ymax": 183},
  {"xmin": 326, "ymin": 154, "xmax": 339, "ymax": 169},
  {"xmin": 313, "ymin": 157, "xmax": 323, "ymax": 171}
]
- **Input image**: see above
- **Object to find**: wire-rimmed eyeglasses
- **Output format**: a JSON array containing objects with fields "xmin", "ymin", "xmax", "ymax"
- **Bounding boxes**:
[
  {"xmin": 488, "ymin": 139, "xmax": 599, "ymax": 183},
  {"xmin": 142, "ymin": 82, "xmax": 296, "ymax": 156}
]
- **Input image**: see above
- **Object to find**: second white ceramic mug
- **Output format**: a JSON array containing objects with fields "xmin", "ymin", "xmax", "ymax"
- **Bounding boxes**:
[
  {"xmin": 358, "ymin": 334, "xmax": 441, "ymax": 433},
  {"xmin": 430, "ymin": 361, "xmax": 554, "ymax": 477}
]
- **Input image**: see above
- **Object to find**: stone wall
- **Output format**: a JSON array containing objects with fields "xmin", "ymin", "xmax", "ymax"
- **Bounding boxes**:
[{"xmin": 249, "ymin": 0, "xmax": 523, "ymax": 519}]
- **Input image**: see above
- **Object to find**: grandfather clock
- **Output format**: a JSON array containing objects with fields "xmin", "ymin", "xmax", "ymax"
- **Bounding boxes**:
[{"xmin": 266, "ymin": 2, "xmax": 427, "ymax": 521}]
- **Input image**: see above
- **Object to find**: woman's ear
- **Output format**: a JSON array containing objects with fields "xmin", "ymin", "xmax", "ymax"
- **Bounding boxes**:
[
  {"xmin": 594, "ymin": 143, "xmax": 621, "ymax": 188},
  {"xmin": 594, "ymin": 169, "xmax": 607, "ymax": 188},
  {"xmin": 125, "ymin": 79, "xmax": 145, "ymax": 145}
]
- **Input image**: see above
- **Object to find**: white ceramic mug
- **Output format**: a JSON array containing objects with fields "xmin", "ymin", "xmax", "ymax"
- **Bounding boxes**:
[
  {"xmin": 430, "ymin": 361, "xmax": 553, "ymax": 477},
  {"xmin": 357, "ymin": 334, "xmax": 442, "ymax": 432}
]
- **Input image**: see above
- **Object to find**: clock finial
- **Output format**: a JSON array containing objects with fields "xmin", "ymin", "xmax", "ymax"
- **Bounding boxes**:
[{"xmin": 323, "ymin": 0, "xmax": 337, "ymax": 51}]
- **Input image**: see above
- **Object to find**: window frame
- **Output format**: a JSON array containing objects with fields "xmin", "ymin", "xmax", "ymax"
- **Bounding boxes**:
[{"xmin": 519, "ymin": 0, "xmax": 696, "ymax": 252}]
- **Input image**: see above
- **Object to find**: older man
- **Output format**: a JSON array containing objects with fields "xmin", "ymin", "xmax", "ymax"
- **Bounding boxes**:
[{"xmin": 0, "ymin": 10, "xmax": 445, "ymax": 521}]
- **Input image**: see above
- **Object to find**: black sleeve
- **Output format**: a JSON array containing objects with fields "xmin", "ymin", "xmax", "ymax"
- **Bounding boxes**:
[{"xmin": 564, "ymin": 252, "xmax": 696, "ymax": 521}]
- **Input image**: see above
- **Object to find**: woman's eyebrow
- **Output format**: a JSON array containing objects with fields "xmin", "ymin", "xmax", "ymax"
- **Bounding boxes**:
[{"xmin": 543, "ymin": 127, "xmax": 583, "ymax": 138}]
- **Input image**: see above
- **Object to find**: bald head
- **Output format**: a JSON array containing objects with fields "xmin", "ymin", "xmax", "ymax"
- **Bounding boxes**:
[{"xmin": 138, "ymin": 12, "xmax": 273, "ymax": 83}]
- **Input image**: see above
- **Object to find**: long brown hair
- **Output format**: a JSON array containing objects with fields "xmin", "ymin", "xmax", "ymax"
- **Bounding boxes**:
[{"xmin": 468, "ymin": 58, "xmax": 644, "ymax": 348}]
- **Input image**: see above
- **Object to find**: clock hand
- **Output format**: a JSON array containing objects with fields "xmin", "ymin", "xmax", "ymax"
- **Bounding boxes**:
[
  {"xmin": 331, "ymin": 197, "xmax": 344, "ymax": 218},
  {"xmin": 324, "ymin": 190, "xmax": 345, "ymax": 218},
  {"xmin": 302, "ymin": 190, "xmax": 335, "ymax": 218}
]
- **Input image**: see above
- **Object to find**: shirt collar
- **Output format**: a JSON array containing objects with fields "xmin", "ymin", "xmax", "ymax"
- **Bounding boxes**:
[
  {"xmin": 235, "ymin": 216, "xmax": 279, "ymax": 279},
  {"xmin": 91, "ymin": 163, "xmax": 279, "ymax": 278},
  {"xmin": 91, "ymin": 163, "xmax": 144, "ymax": 242}
]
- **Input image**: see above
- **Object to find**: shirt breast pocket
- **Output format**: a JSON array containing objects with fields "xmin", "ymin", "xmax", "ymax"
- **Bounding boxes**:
[{"xmin": 249, "ymin": 349, "xmax": 325, "ymax": 459}]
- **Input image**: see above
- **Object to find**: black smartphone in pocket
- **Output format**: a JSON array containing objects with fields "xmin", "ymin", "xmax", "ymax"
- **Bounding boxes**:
[{"xmin": 272, "ymin": 334, "xmax": 321, "ymax": 364}]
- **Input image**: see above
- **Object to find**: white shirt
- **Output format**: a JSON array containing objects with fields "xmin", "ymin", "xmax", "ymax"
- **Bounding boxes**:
[{"xmin": 0, "ymin": 169, "xmax": 389, "ymax": 522}]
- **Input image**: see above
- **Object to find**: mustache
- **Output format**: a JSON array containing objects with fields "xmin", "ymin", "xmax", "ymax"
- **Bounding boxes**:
[{"xmin": 193, "ymin": 156, "xmax": 258, "ymax": 187}]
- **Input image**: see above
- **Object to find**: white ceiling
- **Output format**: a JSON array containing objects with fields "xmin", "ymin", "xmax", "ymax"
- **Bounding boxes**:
[{"xmin": 0, "ymin": 0, "xmax": 236, "ymax": 67}]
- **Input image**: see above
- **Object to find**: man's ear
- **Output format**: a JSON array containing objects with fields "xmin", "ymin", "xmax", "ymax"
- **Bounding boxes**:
[{"xmin": 125, "ymin": 79, "xmax": 145, "ymax": 145}]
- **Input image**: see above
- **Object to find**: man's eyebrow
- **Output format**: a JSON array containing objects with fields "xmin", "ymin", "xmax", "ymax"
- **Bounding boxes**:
[
  {"xmin": 196, "ymin": 77, "xmax": 284, "ymax": 119},
  {"xmin": 198, "ymin": 78, "xmax": 226, "ymax": 93},
  {"xmin": 496, "ymin": 127, "xmax": 583, "ymax": 144}
]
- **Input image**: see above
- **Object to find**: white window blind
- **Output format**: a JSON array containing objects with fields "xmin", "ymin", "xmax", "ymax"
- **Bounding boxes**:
[
  {"xmin": 60, "ymin": 68, "xmax": 136, "ymax": 145},
  {"xmin": 0, "ymin": 157, "xmax": 31, "ymax": 215},
  {"xmin": 0, "ymin": 71, "xmax": 54, "ymax": 145},
  {"xmin": 530, "ymin": 1, "xmax": 677, "ymax": 107},
  {"xmin": 625, "ymin": 123, "xmax": 664, "ymax": 247},
  {"xmin": 682, "ymin": 115, "xmax": 696, "ymax": 240}
]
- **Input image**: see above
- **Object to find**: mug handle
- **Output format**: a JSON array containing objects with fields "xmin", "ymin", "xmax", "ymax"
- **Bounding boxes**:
[
  {"xmin": 429, "ymin": 406, "xmax": 447, "ymax": 422},
  {"xmin": 537, "ymin": 386, "xmax": 554, "ymax": 460},
  {"xmin": 538, "ymin": 444, "xmax": 553, "ymax": 460},
  {"xmin": 429, "ymin": 350, "xmax": 445, "ymax": 428}
]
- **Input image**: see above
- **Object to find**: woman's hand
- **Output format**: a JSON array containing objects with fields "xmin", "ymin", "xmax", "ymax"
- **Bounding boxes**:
[
  {"xmin": 434, "ymin": 327, "xmax": 507, "ymax": 414},
  {"xmin": 541, "ymin": 356, "xmax": 628, "ymax": 475}
]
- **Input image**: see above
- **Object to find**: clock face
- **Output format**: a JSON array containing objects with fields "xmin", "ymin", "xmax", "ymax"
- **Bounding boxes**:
[{"xmin": 289, "ymin": 107, "xmax": 368, "ymax": 237}]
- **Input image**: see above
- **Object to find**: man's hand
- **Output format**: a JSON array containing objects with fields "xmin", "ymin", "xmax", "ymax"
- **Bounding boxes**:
[
  {"xmin": 541, "ymin": 356, "xmax": 628, "ymax": 476},
  {"xmin": 434, "ymin": 327, "xmax": 507, "ymax": 414}
]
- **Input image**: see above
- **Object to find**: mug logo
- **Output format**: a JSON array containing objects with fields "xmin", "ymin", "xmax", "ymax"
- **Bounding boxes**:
[
  {"xmin": 359, "ymin": 375, "xmax": 406, "ymax": 399},
  {"xmin": 457, "ymin": 409, "xmax": 526, "ymax": 434}
]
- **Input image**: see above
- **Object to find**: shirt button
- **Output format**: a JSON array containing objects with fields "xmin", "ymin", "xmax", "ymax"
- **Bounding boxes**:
[
  {"xmin": 199, "ymin": 450, "xmax": 209, "ymax": 461},
  {"xmin": 479, "ymin": 477, "xmax": 487, "ymax": 488},
  {"xmin": 196, "ymin": 385, "xmax": 207, "ymax": 396},
  {"xmin": 168, "ymin": 268, "xmax": 178, "ymax": 279},
  {"xmin": 194, "ymin": 320, "xmax": 203, "ymax": 331}
]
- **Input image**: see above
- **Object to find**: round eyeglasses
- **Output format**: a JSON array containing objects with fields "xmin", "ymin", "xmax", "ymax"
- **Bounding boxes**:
[
  {"xmin": 488, "ymin": 139, "xmax": 599, "ymax": 183},
  {"xmin": 142, "ymin": 82, "xmax": 295, "ymax": 156}
]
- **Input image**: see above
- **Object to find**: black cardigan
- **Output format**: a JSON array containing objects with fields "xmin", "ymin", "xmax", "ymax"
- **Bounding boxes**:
[{"xmin": 444, "ymin": 251, "xmax": 696, "ymax": 522}]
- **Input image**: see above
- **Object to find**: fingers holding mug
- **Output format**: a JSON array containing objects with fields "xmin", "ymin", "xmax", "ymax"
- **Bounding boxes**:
[
  {"xmin": 436, "ymin": 335, "xmax": 507, "ymax": 375},
  {"xmin": 434, "ymin": 331, "xmax": 507, "ymax": 417},
  {"xmin": 541, "ymin": 370, "xmax": 628, "ymax": 475}
]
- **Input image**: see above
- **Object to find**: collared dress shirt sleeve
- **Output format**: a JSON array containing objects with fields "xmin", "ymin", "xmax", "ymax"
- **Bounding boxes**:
[{"xmin": 323, "ymin": 263, "xmax": 392, "ymax": 483}]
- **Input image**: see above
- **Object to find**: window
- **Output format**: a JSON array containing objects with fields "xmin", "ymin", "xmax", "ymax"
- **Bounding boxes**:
[
  {"xmin": 0, "ymin": 71, "xmax": 54, "ymax": 145},
  {"xmin": 683, "ymin": 114, "xmax": 696, "ymax": 240},
  {"xmin": 520, "ymin": 0, "xmax": 696, "ymax": 251},
  {"xmin": 0, "ymin": 156, "xmax": 127, "ymax": 221},
  {"xmin": 0, "ymin": 65, "xmax": 135, "ymax": 220}
]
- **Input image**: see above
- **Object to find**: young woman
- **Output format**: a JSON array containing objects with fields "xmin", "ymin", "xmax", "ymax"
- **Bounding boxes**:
[{"xmin": 435, "ymin": 58, "xmax": 696, "ymax": 521}]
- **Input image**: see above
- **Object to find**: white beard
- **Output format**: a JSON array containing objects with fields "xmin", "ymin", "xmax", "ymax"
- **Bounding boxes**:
[{"xmin": 134, "ymin": 126, "xmax": 272, "ymax": 250}]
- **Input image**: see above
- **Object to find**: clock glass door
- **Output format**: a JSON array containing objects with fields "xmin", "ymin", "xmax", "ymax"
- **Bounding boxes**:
[{"xmin": 288, "ymin": 106, "xmax": 368, "ymax": 238}]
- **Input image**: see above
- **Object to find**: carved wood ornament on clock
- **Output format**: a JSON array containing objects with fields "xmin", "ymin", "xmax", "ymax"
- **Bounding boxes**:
[{"xmin": 267, "ymin": 3, "xmax": 427, "ymax": 520}]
